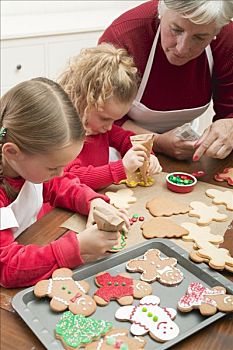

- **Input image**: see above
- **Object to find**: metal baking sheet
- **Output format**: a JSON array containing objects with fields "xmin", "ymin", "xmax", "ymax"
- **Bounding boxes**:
[{"xmin": 12, "ymin": 239, "xmax": 233, "ymax": 350}]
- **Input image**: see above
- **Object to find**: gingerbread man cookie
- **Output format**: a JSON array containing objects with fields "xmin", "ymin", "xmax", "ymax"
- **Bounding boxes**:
[
  {"xmin": 214, "ymin": 167, "xmax": 233, "ymax": 186},
  {"xmin": 190, "ymin": 240, "xmax": 233, "ymax": 271},
  {"xmin": 141, "ymin": 217, "xmax": 189, "ymax": 239},
  {"xmin": 181, "ymin": 222, "xmax": 224, "ymax": 245},
  {"xmin": 146, "ymin": 196, "xmax": 189, "ymax": 217},
  {"xmin": 178, "ymin": 282, "xmax": 233, "ymax": 316},
  {"xmin": 105, "ymin": 189, "xmax": 137, "ymax": 209},
  {"xmin": 126, "ymin": 249, "xmax": 183, "ymax": 285},
  {"xmin": 115, "ymin": 295, "xmax": 179, "ymax": 342},
  {"xmin": 34, "ymin": 268, "xmax": 96, "ymax": 316},
  {"xmin": 85, "ymin": 328, "xmax": 146, "ymax": 350},
  {"xmin": 189, "ymin": 201, "xmax": 228, "ymax": 225},
  {"xmin": 55, "ymin": 311, "xmax": 113, "ymax": 350},
  {"xmin": 93, "ymin": 272, "xmax": 152, "ymax": 306},
  {"xmin": 206, "ymin": 188, "xmax": 233, "ymax": 211}
]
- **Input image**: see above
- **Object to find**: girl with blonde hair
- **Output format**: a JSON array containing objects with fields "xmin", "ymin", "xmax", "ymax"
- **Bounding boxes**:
[
  {"xmin": 0, "ymin": 77, "xmax": 129, "ymax": 288},
  {"xmin": 59, "ymin": 43, "xmax": 161, "ymax": 190}
]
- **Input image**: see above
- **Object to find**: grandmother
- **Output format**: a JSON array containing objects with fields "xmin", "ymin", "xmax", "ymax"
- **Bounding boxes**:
[{"xmin": 99, "ymin": 0, "xmax": 233, "ymax": 160}]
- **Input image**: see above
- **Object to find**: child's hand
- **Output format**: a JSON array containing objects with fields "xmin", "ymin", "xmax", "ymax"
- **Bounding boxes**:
[
  {"xmin": 148, "ymin": 154, "xmax": 162, "ymax": 175},
  {"xmin": 77, "ymin": 225, "xmax": 119, "ymax": 262},
  {"xmin": 122, "ymin": 145, "xmax": 147, "ymax": 173},
  {"xmin": 87, "ymin": 198, "xmax": 130, "ymax": 231}
]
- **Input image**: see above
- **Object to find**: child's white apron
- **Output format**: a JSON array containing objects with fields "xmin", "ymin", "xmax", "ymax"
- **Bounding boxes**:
[
  {"xmin": 0, "ymin": 181, "xmax": 43, "ymax": 238},
  {"xmin": 128, "ymin": 25, "xmax": 213, "ymax": 133}
]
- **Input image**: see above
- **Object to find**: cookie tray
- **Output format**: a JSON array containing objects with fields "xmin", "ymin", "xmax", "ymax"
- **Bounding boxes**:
[{"xmin": 12, "ymin": 239, "xmax": 233, "ymax": 350}]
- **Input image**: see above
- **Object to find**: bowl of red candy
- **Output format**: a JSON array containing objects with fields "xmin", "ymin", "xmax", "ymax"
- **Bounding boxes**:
[{"xmin": 166, "ymin": 172, "xmax": 197, "ymax": 193}]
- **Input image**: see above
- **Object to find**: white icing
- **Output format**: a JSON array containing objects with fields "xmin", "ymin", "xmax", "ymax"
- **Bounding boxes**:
[
  {"xmin": 47, "ymin": 279, "xmax": 53, "ymax": 294},
  {"xmin": 96, "ymin": 338, "xmax": 104, "ymax": 350},
  {"xmin": 75, "ymin": 281, "xmax": 86, "ymax": 293},
  {"xmin": 53, "ymin": 296, "xmax": 69, "ymax": 305},
  {"xmin": 53, "ymin": 277, "xmax": 73, "ymax": 281},
  {"xmin": 224, "ymin": 296, "xmax": 233, "ymax": 305},
  {"xmin": 115, "ymin": 295, "xmax": 179, "ymax": 341}
]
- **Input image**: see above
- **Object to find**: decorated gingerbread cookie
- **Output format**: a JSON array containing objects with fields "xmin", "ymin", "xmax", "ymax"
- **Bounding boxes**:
[
  {"xmin": 34, "ymin": 268, "xmax": 96, "ymax": 316},
  {"xmin": 206, "ymin": 188, "xmax": 233, "ymax": 211},
  {"xmin": 93, "ymin": 272, "xmax": 152, "ymax": 306},
  {"xmin": 181, "ymin": 222, "xmax": 224, "ymax": 246},
  {"xmin": 188, "ymin": 201, "xmax": 228, "ymax": 225},
  {"xmin": 214, "ymin": 167, "xmax": 233, "ymax": 186},
  {"xmin": 189, "ymin": 249, "xmax": 233, "ymax": 273},
  {"xmin": 178, "ymin": 282, "xmax": 233, "ymax": 316},
  {"xmin": 105, "ymin": 189, "xmax": 137, "ymax": 209},
  {"xmin": 189, "ymin": 240, "xmax": 233, "ymax": 271},
  {"xmin": 146, "ymin": 197, "xmax": 189, "ymax": 217},
  {"xmin": 126, "ymin": 249, "xmax": 183, "ymax": 285},
  {"xmin": 55, "ymin": 311, "xmax": 113, "ymax": 349},
  {"xmin": 115, "ymin": 295, "xmax": 179, "ymax": 342},
  {"xmin": 141, "ymin": 217, "xmax": 189, "ymax": 239},
  {"xmin": 85, "ymin": 328, "xmax": 146, "ymax": 350}
]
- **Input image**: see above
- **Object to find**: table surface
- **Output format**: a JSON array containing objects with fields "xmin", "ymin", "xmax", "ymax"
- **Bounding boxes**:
[{"xmin": 1, "ymin": 153, "xmax": 233, "ymax": 350}]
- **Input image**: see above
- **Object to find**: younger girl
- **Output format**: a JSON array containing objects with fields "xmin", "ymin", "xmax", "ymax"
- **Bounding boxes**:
[
  {"xmin": 59, "ymin": 43, "xmax": 161, "ymax": 190},
  {"xmin": 0, "ymin": 77, "xmax": 128, "ymax": 288}
]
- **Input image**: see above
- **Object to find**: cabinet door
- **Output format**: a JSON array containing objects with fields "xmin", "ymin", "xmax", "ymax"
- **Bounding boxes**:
[
  {"xmin": 1, "ymin": 44, "xmax": 46, "ymax": 88},
  {"xmin": 47, "ymin": 31, "xmax": 102, "ymax": 80}
]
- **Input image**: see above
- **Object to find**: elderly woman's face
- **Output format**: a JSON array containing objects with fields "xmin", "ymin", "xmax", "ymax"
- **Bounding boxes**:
[{"xmin": 160, "ymin": 10, "xmax": 218, "ymax": 66}]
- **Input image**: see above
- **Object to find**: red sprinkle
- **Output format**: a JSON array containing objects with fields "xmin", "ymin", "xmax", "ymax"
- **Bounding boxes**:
[
  {"xmin": 139, "ymin": 216, "xmax": 145, "ymax": 221},
  {"xmin": 131, "ymin": 217, "xmax": 137, "ymax": 222}
]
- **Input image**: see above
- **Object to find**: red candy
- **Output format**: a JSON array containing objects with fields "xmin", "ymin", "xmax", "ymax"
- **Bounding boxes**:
[{"xmin": 139, "ymin": 216, "xmax": 145, "ymax": 221}]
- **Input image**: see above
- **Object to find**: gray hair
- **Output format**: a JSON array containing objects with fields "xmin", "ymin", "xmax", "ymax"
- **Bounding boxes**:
[{"xmin": 158, "ymin": 0, "xmax": 233, "ymax": 29}]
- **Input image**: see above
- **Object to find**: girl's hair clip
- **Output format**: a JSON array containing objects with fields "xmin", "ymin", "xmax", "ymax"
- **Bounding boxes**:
[{"xmin": 0, "ymin": 127, "xmax": 7, "ymax": 141}]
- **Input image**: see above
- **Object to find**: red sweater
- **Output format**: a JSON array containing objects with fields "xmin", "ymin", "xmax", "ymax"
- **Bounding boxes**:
[
  {"xmin": 0, "ymin": 173, "xmax": 109, "ymax": 288},
  {"xmin": 65, "ymin": 124, "xmax": 135, "ymax": 190},
  {"xmin": 99, "ymin": 0, "xmax": 233, "ymax": 125}
]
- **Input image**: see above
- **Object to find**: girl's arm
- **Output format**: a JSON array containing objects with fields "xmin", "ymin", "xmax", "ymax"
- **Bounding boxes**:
[
  {"xmin": 43, "ymin": 172, "xmax": 110, "ymax": 212},
  {"xmin": 0, "ymin": 227, "xmax": 83, "ymax": 288}
]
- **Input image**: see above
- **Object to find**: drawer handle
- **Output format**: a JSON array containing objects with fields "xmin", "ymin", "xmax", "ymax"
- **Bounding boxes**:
[{"xmin": 16, "ymin": 64, "xmax": 22, "ymax": 70}]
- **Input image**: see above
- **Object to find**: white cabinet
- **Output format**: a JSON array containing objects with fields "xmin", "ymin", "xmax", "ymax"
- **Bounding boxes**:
[
  {"xmin": 1, "ymin": 44, "xmax": 46, "ymax": 88},
  {"xmin": 47, "ymin": 32, "xmax": 101, "ymax": 79},
  {"xmin": 1, "ymin": 30, "xmax": 102, "ymax": 95}
]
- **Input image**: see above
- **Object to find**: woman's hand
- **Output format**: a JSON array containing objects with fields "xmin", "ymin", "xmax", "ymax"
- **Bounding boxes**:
[
  {"xmin": 87, "ymin": 198, "xmax": 130, "ymax": 231},
  {"xmin": 122, "ymin": 144, "xmax": 147, "ymax": 173},
  {"xmin": 193, "ymin": 119, "xmax": 233, "ymax": 160},
  {"xmin": 77, "ymin": 225, "xmax": 119, "ymax": 262},
  {"xmin": 148, "ymin": 154, "xmax": 162, "ymax": 175},
  {"xmin": 154, "ymin": 130, "xmax": 196, "ymax": 160}
]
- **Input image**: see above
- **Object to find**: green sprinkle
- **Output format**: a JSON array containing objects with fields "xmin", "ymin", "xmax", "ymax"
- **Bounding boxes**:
[
  {"xmin": 107, "ymin": 282, "xmax": 112, "ymax": 285},
  {"xmin": 147, "ymin": 312, "xmax": 153, "ymax": 317},
  {"xmin": 142, "ymin": 307, "xmax": 147, "ymax": 312},
  {"xmin": 122, "ymin": 282, "xmax": 126, "ymax": 286},
  {"xmin": 114, "ymin": 282, "xmax": 119, "ymax": 286},
  {"xmin": 106, "ymin": 336, "xmax": 115, "ymax": 345},
  {"xmin": 132, "ymin": 214, "xmax": 139, "ymax": 218},
  {"xmin": 153, "ymin": 315, "xmax": 158, "ymax": 322}
]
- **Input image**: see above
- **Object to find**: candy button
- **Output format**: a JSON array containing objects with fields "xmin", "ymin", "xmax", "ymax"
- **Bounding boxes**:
[{"xmin": 139, "ymin": 216, "xmax": 145, "ymax": 221}]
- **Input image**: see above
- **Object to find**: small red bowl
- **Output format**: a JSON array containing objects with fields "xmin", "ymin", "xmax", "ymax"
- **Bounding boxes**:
[{"xmin": 166, "ymin": 172, "xmax": 197, "ymax": 193}]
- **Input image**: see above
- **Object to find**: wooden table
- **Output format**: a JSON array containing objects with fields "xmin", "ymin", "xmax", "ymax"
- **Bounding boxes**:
[{"xmin": 1, "ymin": 153, "xmax": 233, "ymax": 350}]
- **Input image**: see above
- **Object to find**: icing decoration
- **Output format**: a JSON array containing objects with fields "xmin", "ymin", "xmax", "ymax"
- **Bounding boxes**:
[
  {"xmin": 34, "ymin": 268, "xmax": 96, "ymax": 316},
  {"xmin": 126, "ymin": 249, "xmax": 183, "ymax": 285},
  {"xmin": 115, "ymin": 295, "xmax": 179, "ymax": 342},
  {"xmin": 178, "ymin": 282, "xmax": 233, "ymax": 315},
  {"xmin": 95, "ymin": 273, "xmax": 134, "ymax": 302},
  {"xmin": 94, "ymin": 272, "xmax": 152, "ymax": 306},
  {"xmin": 85, "ymin": 328, "xmax": 146, "ymax": 350},
  {"xmin": 55, "ymin": 311, "xmax": 112, "ymax": 348}
]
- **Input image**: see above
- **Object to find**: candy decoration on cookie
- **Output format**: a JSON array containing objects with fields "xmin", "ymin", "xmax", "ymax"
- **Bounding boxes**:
[
  {"xmin": 126, "ymin": 249, "xmax": 183, "ymax": 285},
  {"xmin": 85, "ymin": 328, "xmax": 146, "ymax": 350},
  {"xmin": 34, "ymin": 268, "xmax": 96, "ymax": 316},
  {"xmin": 178, "ymin": 282, "xmax": 233, "ymax": 316},
  {"xmin": 94, "ymin": 272, "xmax": 152, "ymax": 306},
  {"xmin": 214, "ymin": 168, "xmax": 233, "ymax": 186},
  {"xmin": 55, "ymin": 311, "xmax": 113, "ymax": 349},
  {"xmin": 115, "ymin": 295, "xmax": 179, "ymax": 342}
]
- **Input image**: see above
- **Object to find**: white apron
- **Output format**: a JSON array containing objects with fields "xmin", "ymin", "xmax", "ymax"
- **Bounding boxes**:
[
  {"xmin": 128, "ymin": 25, "xmax": 213, "ymax": 133},
  {"xmin": 0, "ymin": 181, "xmax": 43, "ymax": 238}
]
